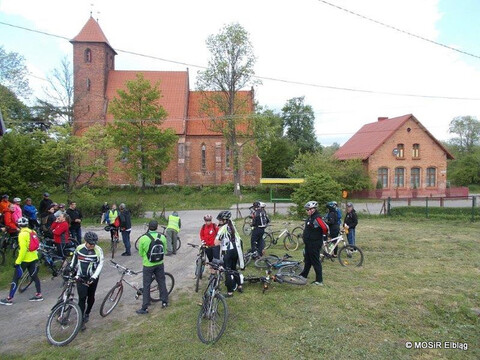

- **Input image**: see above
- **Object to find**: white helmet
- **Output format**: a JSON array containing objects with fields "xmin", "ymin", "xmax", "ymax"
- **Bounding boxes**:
[
  {"xmin": 13, "ymin": 197, "xmax": 21, "ymax": 203},
  {"xmin": 260, "ymin": 202, "xmax": 266, "ymax": 208},
  {"xmin": 304, "ymin": 201, "xmax": 318, "ymax": 210},
  {"xmin": 17, "ymin": 217, "xmax": 29, "ymax": 227}
]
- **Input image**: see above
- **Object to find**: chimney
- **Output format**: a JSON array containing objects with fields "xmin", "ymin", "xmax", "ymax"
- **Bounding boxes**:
[{"xmin": 378, "ymin": 117, "xmax": 388, "ymax": 122}]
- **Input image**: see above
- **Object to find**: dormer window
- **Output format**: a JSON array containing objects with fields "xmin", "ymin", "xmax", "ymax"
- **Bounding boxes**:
[
  {"xmin": 412, "ymin": 143, "xmax": 420, "ymax": 158},
  {"xmin": 396, "ymin": 144, "xmax": 404, "ymax": 158},
  {"xmin": 84, "ymin": 48, "xmax": 92, "ymax": 63}
]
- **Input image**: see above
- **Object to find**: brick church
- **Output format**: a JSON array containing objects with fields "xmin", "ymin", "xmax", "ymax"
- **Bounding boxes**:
[{"xmin": 70, "ymin": 17, "xmax": 262, "ymax": 186}]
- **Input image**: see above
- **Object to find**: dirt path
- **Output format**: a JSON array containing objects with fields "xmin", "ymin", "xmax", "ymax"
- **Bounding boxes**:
[{"xmin": 0, "ymin": 210, "xmax": 215, "ymax": 355}]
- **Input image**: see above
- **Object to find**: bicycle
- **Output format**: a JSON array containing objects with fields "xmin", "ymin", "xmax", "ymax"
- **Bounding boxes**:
[
  {"xmin": 242, "ymin": 248, "xmax": 260, "ymax": 268},
  {"xmin": 0, "ymin": 231, "xmax": 19, "ymax": 264},
  {"xmin": 196, "ymin": 259, "xmax": 230, "ymax": 344},
  {"xmin": 290, "ymin": 223, "xmax": 305, "ymax": 242},
  {"xmin": 104, "ymin": 225, "xmax": 120, "ymax": 259},
  {"xmin": 321, "ymin": 230, "xmax": 364, "ymax": 267},
  {"xmin": 99, "ymin": 260, "xmax": 175, "ymax": 317},
  {"xmin": 245, "ymin": 257, "xmax": 307, "ymax": 293},
  {"xmin": 45, "ymin": 273, "xmax": 84, "ymax": 346},
  {"xmin": 242, "ymin": 215, "xmax": 253, "ymax": 236},
  {"xmin": 254, "ymin": 253, "xmax": 304, "ymax": 275},
  {"xmin": 187, "ymin": 243, "xmax": 208, "ymax": 293},
  {"xmin": 134, "ymin": 225, "xmax": 182, "ymax": 252},
  {"xmin": 262, "ymin": 223, "xmax": 299, "ymax": 251}
]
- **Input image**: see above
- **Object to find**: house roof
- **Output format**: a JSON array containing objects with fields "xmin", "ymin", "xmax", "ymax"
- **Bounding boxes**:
[
  {"xmin": 105, "ymin": 70, "xmax": 189, "ymax": 135},
  {"xmin": 70, "ymin": 17, "xmax": 117, "ymax": 54},
  {"xmin": 187, "ymin": 91, "xmax": 254, "ymax": 136},
  {"xmin": 334, "ymin": 114, "xmax": 454, "ymax": 160}
]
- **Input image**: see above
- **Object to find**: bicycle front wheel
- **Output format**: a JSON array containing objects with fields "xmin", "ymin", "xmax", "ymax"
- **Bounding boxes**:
[
  {"xmin": 291, "ymin": 226, "xmax": 304, "ymax": 241},
  {"xmin": 338, "ymin": 245, "xmax": 364, "ymax": 267},
  {"xmin": 100, "ymin": 284, "xmax": 123, "ymax": 317},
  {"xmin": 195, "ymin": 257, "xmax": 203, "ymax": 293},
  {"xmin": 197, "ymin": 293, "xmax": 228, "ymax": 344},
  {"xmin": 18, "ymin": 271, "xmax": 33, "ymax": 293},
  {"xmin": 277, "ymin": 263, "xmax": 304, "ymax": 276},
  {"xmin": 254, "ymin": 255, "xmax": 279, "ymax": 268},
  {"xmin": 242, "ymin": 217, "xmax": 252, "ymax": 236},
  {"xmin": 111, "ymin": 238, "xmax": 118, "ymax": 259},
  {"xmin": 276, "ymin": 274, "xmax": 308, "ymax": 285},
  {"xmin": 263, "ymin": 233, "xmax": 274, "ymax": 250},
  {"xmin": 46, "ymin": 301, "xmax": 82, "ymax": 346},
  {"xmin": 150, "ymin": 272, "xmax": 175, "ymax": 301},
  {"xmin": 283, "ymin": 234, "xmax": 299, "ymax": 251},
  {"xmin": 175, "ymin": 238, "xmax": 181, "ymax": 251}
]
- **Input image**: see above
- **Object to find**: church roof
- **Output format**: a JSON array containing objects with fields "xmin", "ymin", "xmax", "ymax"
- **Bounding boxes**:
[
  {"xmin": 334, "ymin": 114, "xmax": 454, "ymax": 160},
  {"xmin": 70, "ymin": 17, "xmax": 117, "ymax": 54},
  {"xmin": 106, "ymin": 71, "xmax": 189, "ymax": 135}
]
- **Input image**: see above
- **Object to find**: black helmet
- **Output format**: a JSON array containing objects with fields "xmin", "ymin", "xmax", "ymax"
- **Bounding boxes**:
[
  {"xmin": 216, "ymin": 210, "xmax": 231, "ymax": 221},
  {"xmin": 326, "ymin": 201, "xmax": 337, "ymax": 210},
  {"xmin": 253, "ymin": 201, "xmax": 261, "ymax": 208},
  {"xmin": 84, "ymin": 231, "xmax": 98, "ymax": 245},
  {"xmin": 148, "ymin": 220, "xmax": 159, "ymax": 230}
]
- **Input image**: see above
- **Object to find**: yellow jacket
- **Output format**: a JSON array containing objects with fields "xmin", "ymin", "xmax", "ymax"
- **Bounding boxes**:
[{"xmin": 15, "ymin": 227, "xmax": 39, "ymax": 265}]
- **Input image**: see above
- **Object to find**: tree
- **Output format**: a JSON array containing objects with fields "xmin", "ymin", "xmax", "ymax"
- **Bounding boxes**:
[
  {"xmin": 108, "ymin": 73, "xmax": 177, "ymax": 189},
  {"xmin": 448, "ymin": 116, "xmax": 480, "ymax": 153},
  {"xmin": 281, "ymin": 96, "xmax": 320, "ymax": 153},
  {"xmin": 0, "ymin": 46, "xmax": 31, "ymax": 98},
  {"xmin": 35, "ymin": 56, "xmax": 74, "ymax": 126},
  {"xmin": 0, "ymin": 84, "xmax": 31, "ymax": 126},
  {"xmin": 196, "ymin": 23, "xmax": 260, "ymax": 195}
]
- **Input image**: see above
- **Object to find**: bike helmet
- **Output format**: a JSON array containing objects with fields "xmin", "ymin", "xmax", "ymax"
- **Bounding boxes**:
[
  {"xmin": 216, "ymin": 210, "xmax": 231, "ymax": 221},
  {"xmin": 260, "ymin": 202, "xmax": 266, "ymax": 208},
  {"xmin": 253, "ymin": 201, "xmax": 261, "ymax": 208},
  {"xmin": 13, "ymin": 197, "xmax": 21, "ymax": 203},
  {"xmin": 17, "ymin": 217, "xmax": 29, "ymax": 227},
  {"xmin": 326, "ymin": 201, "xmax": 337, "ymax": 210},
  {"xmin": 304, "ymin": 201, "xmax": 318, "ymax": 210},
  {"xmin": 346, "ymin": 202, "xmax": 353, "ymax": 208},
  {"xmin": 84, "ymin": 231, "xmax": 98, "ymax": 245},
  {"xmin": 203, "ymin": 214, "xmax": 212, "ymax": 221}
]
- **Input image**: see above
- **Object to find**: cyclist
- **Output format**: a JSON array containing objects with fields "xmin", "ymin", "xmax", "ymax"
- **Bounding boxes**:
[
  {"xmin": 214, "ymin": 210, "xmax": 243, "ymax": 297},
  {"xmin": 70, "ymin": 231, "xmax": 104, "ymax": 329},
  {"xmin": 136, "ymin": 220, "xmax": 169, "ymax": 314},
  {"xmin": 66, "ymin": 202, "xmax": 83, "ymax": 246},
  {"xmin": 166, "ymin": 211, "xmax": 181, "ymax": 255},
  {"xmin": 0, "ymin": 194, "xmax": 11, "ymax": 214},
  {"xmin": 299, "ymin": 201, "xmax": 328, "ymax": 286},
  {"xmin": 343, "ymin": 202, "xmax": 358, "ymax": 246},
  {"xmin": 199, "ymin": 214, "xmax": 220, "ymax": 267},
  {"xmin": 39, "ymin": 192, "xmax": 53, "ymax": 216},
  {"xmin": 0, "ymin": 217, "xmax": 43, "ymax": 305},
  {"xmin": 12, "ymin": 197, "xmax": 23, "ymax": 223},
  {"xmin": 51, "ymin": 213, "xmax": 72, "ymax": 258},
  {"xmin": 249, "ymin": 201, "xmax": 269, "ymax": 258},
  {"xmin": 106, "ymin": 203, "xmax": 119, "ymax": 244},
  {"xmin": 3, "ymin": 203, "xmax": 19, "ymax": 236},
  {"xmin": 325, "ymin": 201, "xmax": 340, "ymax": 257},
  {"xmin": 118, "ymin": 203, "xmax": 132, "ymax": 256},
  {"xmin": 23, "ymin": 198, "xmax": 38, "ymax": 230}
]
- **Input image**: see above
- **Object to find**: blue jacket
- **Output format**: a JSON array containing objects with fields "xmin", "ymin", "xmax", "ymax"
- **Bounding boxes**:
[{"xmin": 23, "ymin": 204, "xmax": 37, "ymax": 220}]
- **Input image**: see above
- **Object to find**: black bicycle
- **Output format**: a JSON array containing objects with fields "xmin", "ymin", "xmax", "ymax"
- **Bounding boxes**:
[
  {"xmin": 187, "ymin": 243, "xmax": 208, "ymax": 293},
  {"xmin": 197, "ymin": 259, "xmax": 230, "ymax": 344},
  {"xmin": 45, "ymin": 273, "xmax": 84, "ymax": 346},
  {"xmin": 100, "ymin": 260, "xmax": 174, "ymax": 317}
]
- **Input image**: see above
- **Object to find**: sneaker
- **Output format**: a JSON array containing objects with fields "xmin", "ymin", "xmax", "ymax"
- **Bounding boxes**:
[
  {"xmin": 136, "ymin": 308, "xmax": 148, "ymax": 315},
  {"xmin": 311, "ymin": 281, "xmax": 324, "ymax": 286},
  {"xmin": 81, "ymin": 323, "xmax": 86, "ymax": 331},
  {"xmin": 237, "ymin": 286, "xmax": 243, "ymax": 293},
  {"xmin": 298, "ymin": 275, "xmax": 307, "ymax": 281},
  {"xmin": 29, "ymin": 294, "xmax": 44, "ymax": 302},
  {"xmin": 162, "ymin": 302, "xmax": 168, "ymax": 309},
  {"xmin": 83, "ymin": 313, "xmax": 89, "ymax": 323},
  {"xmin": 223, "ymin": 293, "xmax": 234, "ymax": 298},
  {"xmin": 0, "ymin": 298, "xmax": 13, "ymax": 306}
]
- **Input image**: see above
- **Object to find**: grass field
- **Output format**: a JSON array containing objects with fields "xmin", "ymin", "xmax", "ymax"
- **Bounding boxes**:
[{"xmin": 6, "ymin": 217, "xmax": 480, "ymax": 360}]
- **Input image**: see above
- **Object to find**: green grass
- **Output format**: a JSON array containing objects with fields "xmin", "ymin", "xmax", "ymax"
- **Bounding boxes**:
[{"xmin": 4, "ymin": 218, "xmax": 480, "ymax": 359}]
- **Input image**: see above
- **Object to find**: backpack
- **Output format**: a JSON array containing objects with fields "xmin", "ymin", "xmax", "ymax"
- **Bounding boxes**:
[
  {"xmin": 146, "ymin": 233, "xmax": 164, "ymax": 263},
  {"xmin": 336, "ymin": 208, "xmax": 342, "ymax": 226},
  {"xmin": 29, "ymin": 231, "xmax": 40, "ymax": 252}
]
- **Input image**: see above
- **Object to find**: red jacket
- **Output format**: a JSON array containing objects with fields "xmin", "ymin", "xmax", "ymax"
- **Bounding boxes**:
[
  {"xmin": 200, "ymin": 223, "xmax": 218, "ymax": 247},
  {"xmin": 51, "ymin": 221, "xmax": 70, "ymax": 244},
  {"xmin": 3, "ymin": 209, "xmax": 18, "ymax": 234}
]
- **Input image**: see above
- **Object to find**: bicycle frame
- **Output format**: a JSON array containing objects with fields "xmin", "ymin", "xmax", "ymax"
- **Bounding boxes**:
[{"xmin": 321, "ymin": 233, "xmax": 347, "ymax": 257}]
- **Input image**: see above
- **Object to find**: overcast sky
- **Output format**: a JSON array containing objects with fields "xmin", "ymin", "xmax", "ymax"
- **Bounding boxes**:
[{"xmin": 1, "ymin": 0, "xmax": 479, "ymax": 145}]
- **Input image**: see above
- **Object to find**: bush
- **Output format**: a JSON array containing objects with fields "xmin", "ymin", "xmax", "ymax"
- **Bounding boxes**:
[{"xmin": 291, "ymin": 173, "xmax": 342, "ymax": 216}]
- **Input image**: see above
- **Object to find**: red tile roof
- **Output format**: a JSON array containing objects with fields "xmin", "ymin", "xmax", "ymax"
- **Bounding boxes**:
[
  {"xmin": 187, "ymin": 91, "xmax": 254, "ymax": 136},
  {"xmin": 335, "ymin": 114, "xmax": 454, "ymax": 160},
  {"xmin": 71, "ymin": 17, "xmax": 116, "ymax": 54},
  {"xmin": 106, "ymin": 70, "xmax": 189, "ymax": 135}
]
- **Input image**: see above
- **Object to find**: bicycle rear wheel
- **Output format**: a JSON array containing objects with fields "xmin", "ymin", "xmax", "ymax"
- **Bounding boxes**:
[
  {"xmin": 276, "ymin": 274, "xmax": 308, "ymax": 285},
  {"xmin": 263, "ymin": 233, "xmax": 274, "ymax": 250},
  {"xmin": 134, "ymin": 235, "xmax": 142, "ymax": 251},
  {"xmin": 150, "ymin": 272, "xmax": 175, "ymax": 301},
  {"xmin": 197, "ymin": 293, "xmax": 228, "ymax": 344},
  {"xmin": 175, "ymin": 238, "xmax": 181, "ymax": 251},
  {"xmin": 18, "ymin": 270, "xmax": 33, "ymax": 293},
  {"xmin": 99, "ymin": 284, "xmax": 123, "ymax": 317},
  {"xmin": 291, "ymin": 226, "xmax": 304, "ymax": 241},
  {"xmin": 111, "ymin": 238, "xmax": 118, "ymax": 259},
  {"xmin": 46, "ymin": 301, "xmax": 82, "ymax": 346},
  {"xmin": 283, "ymin": 234, "xmax": 299, "ymax": 251},
  {"xmin": 254, "ymin": 255, "xmax": 279, "ymax": 268},
  {"xmin": 338, "ymin": 245, "xmax": 364, "ymax": 267},
  {"xmin": 242, "ymin": 217, "xmax": 252, "ymax": 236},
  {"xmin": 277, "ymin": 263, "xmax": 304, "ymax": 276}
]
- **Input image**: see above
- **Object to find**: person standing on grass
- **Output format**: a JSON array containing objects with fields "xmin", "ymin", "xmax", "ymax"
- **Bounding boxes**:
[
  {"xmin": 249, "ymin": 201, "xmax": 269, "ymax": 257},
  {"xmin": 166, "ymin": 211, "xmax": 181, "ymax": 255},
  {"xmin": 343, "ymin": 202, "xmax": 358, "ymax": 246},
  {"xmin": 137, "ymin": 220, "xmax": 169, "ymax": 314},
  {"xmin": 66, "ymin": 202, "xmax": 83, "ymax": 246},
  {"xmin": 119, "ymin": 203, "xmax": 132, "ymax": 256},
  {"xmin": 70, "ymin": 231, "xmax": 104, "ymax": 330},
  {"xmin": 299, "ymin": 201, "xmax": 328, "ymax": 286},
  {"xmin": 325, "ymin": 201, "xmax": 340, "ymax": 257},
  {"xmin": 0, "ymin": 217, "xmax": 43, "ymax": 305},
  {"xmin": 199, "ymin": 214, "xmax": 220, "ymax": 270}
]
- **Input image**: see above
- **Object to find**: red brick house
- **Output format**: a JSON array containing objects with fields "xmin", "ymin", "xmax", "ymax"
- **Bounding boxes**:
[
  {"xmin": 335, "ymin": 114, "xmax": 454, "ymax": 198},
  {"xmin": 70, "ymin": 17, "xmax": 261, "ymax": 186}
]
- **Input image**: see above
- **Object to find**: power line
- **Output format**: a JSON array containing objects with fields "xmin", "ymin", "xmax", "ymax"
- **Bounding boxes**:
[
  {"xmin": 2, "ymin": 20, "xmax": 480, "ymax": 101},
  {"xmin": 315, "ymin": 0, "xmax": 480, "ymax": 60}
]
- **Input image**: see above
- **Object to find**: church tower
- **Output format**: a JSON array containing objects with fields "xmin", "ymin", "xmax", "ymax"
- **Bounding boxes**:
[{"xmin": 70, "ymin": 17, "xmax": 117, "ymax": 133}]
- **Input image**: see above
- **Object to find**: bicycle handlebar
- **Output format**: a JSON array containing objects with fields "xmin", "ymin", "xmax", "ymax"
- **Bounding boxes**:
[{"xmin": 110, "ymin": 260, "xmax": 139, "ymax": 275}]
